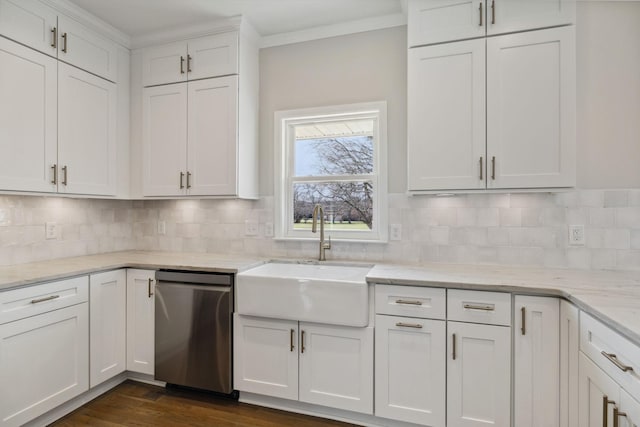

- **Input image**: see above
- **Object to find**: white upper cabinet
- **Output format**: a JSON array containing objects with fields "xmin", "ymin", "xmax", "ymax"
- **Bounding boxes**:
[
  {"xmin": 408, "ymin": 0, "xmax": 575, "ymax": 47},
  {"xmin": 408, "ymin": 0, "xmax": 485, "ymax": 47},
  {"xmin": 486, "ymin": 26, "xmax": 575, "ymax": 189},
  {"xmin": 58, "ymin": 62, "xmax": 117, "ymax": 196},
  {"xmin": 142, "ymin": 32, "xmax": 238, "ymax": 87},
  {"xmin": 142, "ymin": 83, "xmax": 188, "ymax": 197},
  {"xmin": 187, "ymin": 76, "xmax": 238, "ymax": 196},
  {"xmin": 0, "ymin": 37, "xmax": 57, "ymax": 193},
  {"xmin": 0, "ymin": 0, "xmax": 57, "ymax": 56},
  {"xmin": 0, "ymin": 1, "xmax": 118, "ymax": 82},
  {"xmin": 57, "ymin": 15, "xmax": 118, "ymax": 82},
  {"xmin": 408, "ymin": 39, "xmax": 486, "ymax": 191},
  {"xmin": 408, "ymin": 26, "xmax": 575, "ymax": 191}
]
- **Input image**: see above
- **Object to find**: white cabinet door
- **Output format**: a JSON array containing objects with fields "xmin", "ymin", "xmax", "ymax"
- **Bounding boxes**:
[
  {"xmin": 620, "ymin": 389, "xmax": 640, "ymax": 427},
  {"xmin": 299, "ymin": 323, "xmax": 373, "ymax": 414},
  {"xmin": 447, "ymin": 321, "xmax": 511, "ymax": 427},
  {"xmin": 0, "ymin": 38, "xmax": 57, "ymax": 193},
  {"xmin": 488, "ymin": 0, "xmax": 575, "ymax": 36},
  {"xmin": 142, "ymin": 41, "xmax": 188, "ymax": 87},
  {"xmin": 187, "ymin": 32, "xmax": 239, "ymax": 81},
  {"xmin": 579, "ymin": 352, "xmax": 620, "ymax": 427},
  {"xmin": 58, "ymin": 62, "xmax": 116, "ymax": 196},
  {"xmin": 0, "ymin": 0, "xmax": 57, "ymax": 56},
  {"xmin": 187, "ymin": 76, "xmax": 238, "ymax": 196},
  {"xmin": 408, "ymin": 39, "xmax": 486, "ymax": 191},
  {"xmin": 126, "ymin": 269, "xmax": 155, "ymax": 375},
  {"xmin": 0, "ymin": 303, "xmax": 89, "ymax": 427},
  {"xmin": 514, "ymin": 296, "xmax": 560, "ymax": 427},
  {"xmin": 487, "ymin": 26, "xmax": 575, "ymax": 189},
  {"xmin": 233, "ymin": 315, "xmax": 299, "ymax": 400},
  {"xmin": 142, "ymin": 83, "xmax": 188, "ymax": 196},
  {"xmin": 89, "ymin": 269, "xmax": 126, "ymax": 388},
  {"xmin": 560, "ymin": 300, "xmax": 579, "ymax": 427},
  {"xmin": 408, "ymin": 0, "xmax": 485, "ymax": 47},
  {"xmin": 375, "ymin": 315, "xmax": 446, "ymax": 426},
  {"xmin": 57, "ymin": 15, "xmax": 118, "ymax": 82}
]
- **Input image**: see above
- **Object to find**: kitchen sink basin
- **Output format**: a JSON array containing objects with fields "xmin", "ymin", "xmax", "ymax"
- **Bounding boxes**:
[{"xmin": 236, "ymin": 261, "xmax": 372, "ymax": 327}]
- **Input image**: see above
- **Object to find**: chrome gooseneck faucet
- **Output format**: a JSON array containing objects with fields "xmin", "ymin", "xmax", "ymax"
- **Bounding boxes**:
[{"xmin": 311, "ymin": 204, "xmax": 331, "ymax": 261}]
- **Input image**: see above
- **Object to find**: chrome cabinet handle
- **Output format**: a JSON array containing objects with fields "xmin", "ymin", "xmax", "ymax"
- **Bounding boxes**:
[
  {"xmin": 31, "ymin": 295, "xmax": 60, "ymax": 304},
  {"xmin": 51, "ymin": 164, "xmax": 57, "ymax": 185},
  {"xmin": 61, "ymin": 32, "xmax": 68, "ymax": 53},
  {"xmin": 521, "ymin": 306, "xmax": 526, "ymax": 335},
  {"xmin": 180, "ymin": 56, "xmax": 185, "ymax": 74},
  {"xmin": 51, "ymin": 27, "xmax": 57, "ymax": 48},
  {"xmin": 62, "ymin": 166, "xmax": 68, "ymax": 186},
  {"xmin": 464, "ymin": 303, "xmax": 495, "ymax": 311},
  {"xmin": 491, "ymin": 0, "xmax": 496, "ymax": 24},
  {"xmin": 179, "ymin": 172, "xmax": 185, "ymax": 189},
  {"xmin": 290, "ymin": 329, "xmax": 295, "ymax": 352},
  {"xmin": 187, "ymin": 54, "xmax": 192, "ymax": 73},
  {"xmin": 148, "ymin": 278, "xmax": 153, "ymax": 298},
  {"xmin": 601, "ymin": 351, "xmax": 634, "ymax": 373},
  {"xmin": 491, "ymin": 156, "xmax": 496, "ymax": 180},
  {"xmin": 396, "ymin": 322, "xmax": 423, "ymax": 329},
  {"xmin": 479, "ymin": 2, "xmax": 483, "ymax": 26},
  {"xmin": 452, "ymin": 333, "xmax": 457, "ymax": 360},
  {"xmin": 395, "ymin": 299, "xmax": 422, "ymax": 306},
  {"xmin": 300, "ymin": 330, "xmax": 306, "ymax": 353},
  {"xmin": 187, "ymin": 172, "xmax": 192, "ymax": 189},
  {"xmin": 479, "ymin": 157, "xmax": 483, "ymax": 180}
]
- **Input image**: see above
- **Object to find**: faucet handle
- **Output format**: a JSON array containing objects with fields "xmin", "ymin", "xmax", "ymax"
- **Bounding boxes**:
[{"xmin": 324, "ymin": 235, "xmax": 332, "ymax": 250}]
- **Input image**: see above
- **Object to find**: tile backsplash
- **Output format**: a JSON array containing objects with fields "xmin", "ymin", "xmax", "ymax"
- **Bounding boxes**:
[{"xmin": 1, "ymin": 190, "xmax": 639, "ymax": 270}]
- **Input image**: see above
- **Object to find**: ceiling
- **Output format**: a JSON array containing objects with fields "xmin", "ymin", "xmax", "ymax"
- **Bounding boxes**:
[{"xmin": 67, "ymin": 0, "xmax": 405, "ymax": 40}]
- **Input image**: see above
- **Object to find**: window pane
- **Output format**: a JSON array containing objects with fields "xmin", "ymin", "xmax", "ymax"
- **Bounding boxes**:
[
  {"xmin": 294, "ymin": 136, "xmax": 374, "ymax": 177},
  {"xmin": 292, "ymin": 181, "xmax": 373, "ymax": 231}
]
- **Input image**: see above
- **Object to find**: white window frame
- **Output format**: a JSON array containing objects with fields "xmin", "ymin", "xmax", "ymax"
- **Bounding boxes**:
[{"xmin": 274, "ymin": 101, "xmax": 388, "ymax": 242}]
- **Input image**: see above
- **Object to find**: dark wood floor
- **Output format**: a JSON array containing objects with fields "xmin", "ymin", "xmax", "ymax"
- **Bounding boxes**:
[{"xmin": 51, "ymin": 380, "xmax": 356, "ymax": 426}]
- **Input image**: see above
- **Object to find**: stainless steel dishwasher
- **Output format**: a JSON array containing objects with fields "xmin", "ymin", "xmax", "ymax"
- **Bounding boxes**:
[{"xmin": 154, "ymin": 270, "xmax": 234, "ymax": 395}]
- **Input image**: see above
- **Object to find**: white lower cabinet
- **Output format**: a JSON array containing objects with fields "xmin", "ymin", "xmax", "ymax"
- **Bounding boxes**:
[
  {"xmin": 234, "ymin": 314, "xmax": 373, "ymax": 414},
  {"xmin": 447, "ymin": 321, "xmax": 511, "ymax": 427},
  {"xmin": 89, "ymin": 269, "xmax": 126, "ymax": 387},
  {"xmin": 126, "ymin": 269, "xmax": 155, "ymax": 375},
  {"xmin": 620, "ymin": 389, "xmax": 640, "ymax": 427},
  {"xmin": 375, "ymin": 315, "xmax": 446, "ymax": 426},
  {"xmin": 560, "ymin": 300, "xmax": 580, "ymax": 427},
  {"xmin": 514, "ymin": 296, "xmax": 560, "ymax": 427},
  {"xmin": 0, "ymin": 278, "xmax": 89, "ymax": 427},
  {"xmin": 579, "ymin": 352, "xmax": 620, "ymax": 427}
]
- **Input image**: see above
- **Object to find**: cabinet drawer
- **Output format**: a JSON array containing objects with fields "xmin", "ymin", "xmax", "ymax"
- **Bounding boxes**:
[
  {"xmin": 0, "ymin": 276, "xmax": 89, "ymax": 325},
  {"xmin": 580, "ymin": 312, "xmax": 640, "ymax": 399},
  {"xmin": 448, "ymin": 289, "xmax": 511, "ymax": 326},
  {"xmin": 375, "ymin": 285, "xmax": 445, "ymax": 319}
]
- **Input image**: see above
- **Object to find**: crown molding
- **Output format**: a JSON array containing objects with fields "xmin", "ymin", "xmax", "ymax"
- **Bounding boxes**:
[
  {"xmin": 42, "ymin": 0, "xmax": 131, "ymax": 48},
  {"xmin": 260, "ymin": 12, "xmax": 407, "ymax": 49}
]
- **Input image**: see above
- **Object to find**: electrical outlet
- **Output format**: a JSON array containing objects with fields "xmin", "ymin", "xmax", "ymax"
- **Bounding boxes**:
[
  {"xmin": 568, "ymin": 225, "xmax": 585, "ymax": 246},
  {"xmin": 157, "ymin": 221, "xmax": 166, "ymax": 235},
  {"xmin": 390, "ymin": 224, "xmax": 402, "ymax": 241},
  {"xmin": 245, "ymin": 220, "xmax": 259, "ymax": 236},
  {"xmin": 264, "ymin": 222, "xmax": 274, "ymax": 237},
  {"xmin": 45, "ymin": 222, "xmax": 58, "ymax": 240}
]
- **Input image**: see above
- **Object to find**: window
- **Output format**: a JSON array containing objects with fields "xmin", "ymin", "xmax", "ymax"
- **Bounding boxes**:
[{"xmin": 275, "ymin": 102, "xmax": 387, "ymax": 241}]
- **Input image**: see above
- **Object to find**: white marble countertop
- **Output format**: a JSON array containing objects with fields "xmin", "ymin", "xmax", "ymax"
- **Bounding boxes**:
[
  {"xmin": 0, "ymin": 251, "xmax": 267, "ymax": 290},
  {"xmin": 2, "ymin": 251, "xmax": 639, "ymax": 347},
  {"xmin": 368, "ymin": 263, "xmax": 640, "ymax": 347}
]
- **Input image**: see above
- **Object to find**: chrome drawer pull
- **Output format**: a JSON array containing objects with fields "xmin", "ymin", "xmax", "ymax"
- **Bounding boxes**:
[
  {"xmin": 31, "ymin": 295, "xmax": 60, "ymax": 304},
  {"xmin": 463, "ymin": 303, "xmax": 495, "ymax": 311},
  {"xmin": 396, "ymin": 322, "xmax": 423, "ymax": 329},
  {"xmin": 601, "ymin": 351, "xmax": 634, "ymax": 373},
  {"xmin": 395, "ymin": 299, "xmax": 422, "ymax": 306}
]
